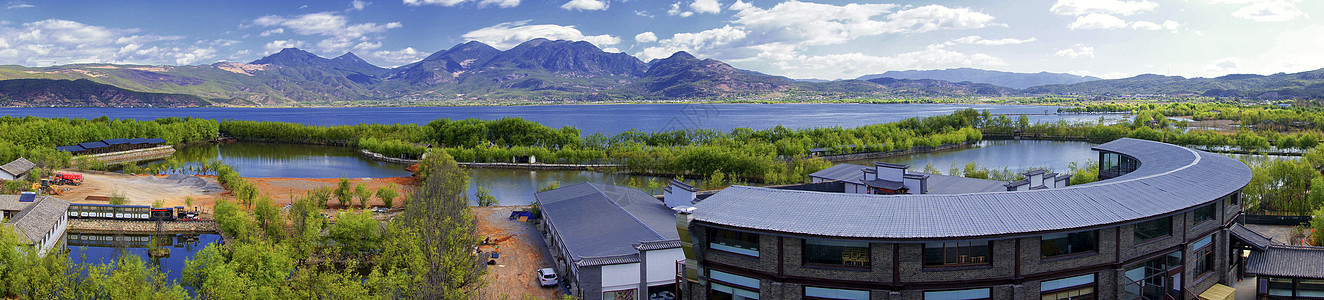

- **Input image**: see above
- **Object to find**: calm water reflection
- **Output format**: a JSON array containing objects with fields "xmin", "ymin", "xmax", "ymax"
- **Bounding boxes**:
[{"xmin": 64, "ymin": 232, "xmax": 222, "ymax": 286}]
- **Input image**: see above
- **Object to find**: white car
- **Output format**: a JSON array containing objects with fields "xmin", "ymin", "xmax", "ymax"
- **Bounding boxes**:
[{"xmin": 537, "ymin": 268, "xmax": 559, "ymax": 287}]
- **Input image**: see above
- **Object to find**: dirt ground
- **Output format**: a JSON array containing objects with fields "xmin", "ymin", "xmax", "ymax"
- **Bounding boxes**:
[
  {"xmin": 247, "ymin": 176, "xmax": 417, "ymax": 209},
  {"xmin": 474, "ymin": 205, "xmax": 563, "ymax": 299},
  {"xmin": 52, "ymin": 170, "xmax": 223, "ymax": 210}
]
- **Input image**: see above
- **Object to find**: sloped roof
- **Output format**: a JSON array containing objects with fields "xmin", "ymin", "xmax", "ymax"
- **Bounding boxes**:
[
  {"xmin": 692, "ymin": 138, "xmax": 1252, "ymax": 239},
  {"xmin": 809, "ymin": 163, "xmax": 1006, "ymax": 195},
  {"xmin": 535, "ymin": 182, "xmax": 679, "ymax": 267},
  {"xmin": 3, "ymin": 195, "xmax": 70, "ymax": 244},
  {"xmin": 55, "ymin": 146, "xmax": 85, "ymax": 152},
  {"xmin": 1229, "ymin": 223, "xmax": 1273, "ymax": 251},
  {"xmin": 0, "ymin": 157, "xmax": 35, "ymax": 176},
  {"xmin": 1247, "ymin": 245, "xmax": 1324, "ymax": 278},
  {"xmin": 809, "ymin": 164, "xmax": 865, "ymax": 184}
]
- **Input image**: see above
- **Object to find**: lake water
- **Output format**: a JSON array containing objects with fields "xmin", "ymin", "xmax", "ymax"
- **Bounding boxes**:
[
  {"xmin": 843, "ymin": 140, "xmax": 1100, "ymax": 175},
  {"xmin": 0, "ymin": 103, "xmax": 1115, "ymax": 134},
  {"xmin": 64, "ymin": 232, "xmax": 222, "ymax": 286}
]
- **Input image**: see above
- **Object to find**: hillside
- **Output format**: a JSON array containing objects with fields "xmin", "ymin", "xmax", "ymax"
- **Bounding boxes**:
[
  {"xmin": 1024, "ymin": 69, "xmax": 1324, "ymax": 99},
  {"xmin": 858, "ymin": 68, "xmax": 1100, "ymax": 89},
  {"xmin": 0, "ymin": 78, "xmax": 212, "ymax": 107},
  {"xmin": 629, "ymin": 52, "xmax": 791, "ymax": 98}
]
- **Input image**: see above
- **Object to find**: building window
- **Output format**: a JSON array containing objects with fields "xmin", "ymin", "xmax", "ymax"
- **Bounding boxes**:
[
  {"xmin": 804, "ymin": 239, "xmax": 870, "ymax": 268},
  {"xmin": 1040, "ymin": 274, "xmax": 1095, "ymax": 300},
  {"xmin": 924, "ymin": 288, "xmax": 991, "ymax": 300},
  {"xmin": 804, "ymin": 286, "xmax": 869, "ymax": 300},
  {"xmin": 1192, "ymin": 235, "xmax": 1214, "ymax": 277},
  {"xmin": 709, "ymin": 228, "xmax": 759, "ymax": 257},
  {"xmin": 1267, "ymin": 277, "xmax": 1293, "ymax": 297},
  {"xmin": 1225, "ymin": 191, "xmax": 1240, "ymax": 206},
  {"xmin": 710, "ymin": 270, "xmax": 759, "ymax": 300},
  {"xmin": 1041, "ymin": 231, "xmax": 1097, "ymax": 258},
  {"xmin": 1134, "ymin": 217, "xmax": 1172, "ymax": 244},
  {"xmin": 1194, "ymin": 203, "xmax": 1216, "ymax": 224},
  {"xmin": 603, "ymin": 288, "xmax": 637, "ymax": 300},
  {"xmin": 923, "ymin": 241, "xmax": 991, "ymax": 267}
]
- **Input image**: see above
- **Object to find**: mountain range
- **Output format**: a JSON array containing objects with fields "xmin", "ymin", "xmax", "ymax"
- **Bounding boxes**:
[{"xmin": 1, "ymin": 38, "xmax": 1324, "ymax": 107}]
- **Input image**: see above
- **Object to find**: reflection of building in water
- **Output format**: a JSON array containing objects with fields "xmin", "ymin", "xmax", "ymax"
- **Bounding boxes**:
[
  {"xmin": 0, "ymin": 192, "xmax": 70, "ymax": 256},
  {"xmin": 65, "ymin": 232, "xmax": 203, "ymax": 249}
]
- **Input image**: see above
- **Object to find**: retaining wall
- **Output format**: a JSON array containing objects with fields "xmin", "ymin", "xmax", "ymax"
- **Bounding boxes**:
[
  {"xmin": 85, "ymin": 146, "xmax": 176, "ymax": 164},
  {"xmin": 456, "ymin": 162, "xmax": 624, "ymax": 170},
  {"xmin": 68, "ymin": 219, "xmax": 218, "ymax": 233}
]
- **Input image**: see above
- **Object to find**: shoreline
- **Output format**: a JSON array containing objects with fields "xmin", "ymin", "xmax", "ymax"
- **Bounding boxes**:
[{"xmin": 1, "ymin": 99, "xmax": 1079, "ymax": 109}]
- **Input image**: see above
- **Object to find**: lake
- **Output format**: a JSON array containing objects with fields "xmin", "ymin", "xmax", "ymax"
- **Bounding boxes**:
[
  {"xmin": 164, "ymin": 140, "xmax": 1106, "ymax": 205},
  {"xmin": 64, "ymin": 232, "xmax": 222, "ymax": 286},
  {"xmin": 0, "ymin": 103, "xmax": 1118, "ymax": 134}
]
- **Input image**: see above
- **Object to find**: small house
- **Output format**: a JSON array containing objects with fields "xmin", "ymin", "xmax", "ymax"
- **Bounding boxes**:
[{"xmin": 0, "ymin": 157, "xmax": 36, "ymax": 181}]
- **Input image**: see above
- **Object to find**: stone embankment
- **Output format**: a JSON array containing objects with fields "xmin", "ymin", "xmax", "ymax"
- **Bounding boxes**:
[
  {"xmin": 69, "ymin": 219, "xmax": 218, "ymax": 233},
  {"xmin": 360, "ymin": 149, "xmax": 423, "ymax": 165},
  {"xmin": 85, "ymin": 146, "xmax": 176, "ymax": 164},
  {"xmin": 456, "ymin": 162, "xmax": 624, "ymax": 170}
]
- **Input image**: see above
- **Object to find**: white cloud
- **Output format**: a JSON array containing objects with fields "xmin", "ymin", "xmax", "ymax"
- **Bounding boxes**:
[
  {"xmin": 251, "ymin": 12, "xmax": 402, "ymax": 54},
  {"xmin": 741, "ymin": 45, "xmax": 1006, "ymax": 79},
  {"xmin": 403, "ymin": 0, "xmax": 467, "ymax": 6},
  {"xmin": 263, "ymin": 39, "xmax": 307, "ymax": 54},
  {"xmin": 1130, "ymin": 20, "xmax": 1180, "ymax": 31},
  {"xmin": 691, "ymin": 0, "xmax": 721, "ymax": 14},
  {"xmin": 479, "ymin": 0, "xmax": 519, "ymax": 8},
  {"xmin": 1243, "ymin": 24, "xmax": 1324, "ymax": 74},
  {"xmin": 638, "ymin": 25, "xmax": 747, "ymax": 61},
  {"xmin": 349, "ymin": 0, "xmax": 370, "ymax": 11},
  {"xmin": 1055, "ymin": 45, "xmax": 1095, "ymax": 58},
  {"xmin": 1205, "ymin": 57, "xmax": 1241, "ymax": 72},
  {"xmin": 668, "ymin": 2, "xmax": 693, "ymax": 17},
  {"xmin": 0, "ymin": 19, "xmax": 213, "ymax": 66},
  {"xmin": 728, "ymin": 0, "xmax": 752, "ymax": 11},
  {"xmin": 462, "ymin": 20, "xmax": 620, "ymax": 49},
  {"xmin": 561, "ymin": 0, "xmax": 606, "ymax": 11},
  {"xmin": 1211, "ymin": 0, "xmax": 1309, "ymax": 22},
  {"xmin": 731, "ymin": 2, "xmax": 997, "ymax": 47},
  {"xmin": 944, "ymin": 35, "xmax": 1036, "ymax": 46},
  {"xmin": 1068, "ymin": 13, "xmax": 1128, "ymax": 30},
  {"xmin": 6, "ymin": 1, "xmax": 33, "ymax": 9},
  {"xmin": 259, "ymin": 28, "xmax": 284, "ymax": 37},
  {"xmin": 370, "ymin": 47, "xmax": 427, "ymax": 66},
  {"xmin": 635, "ymin": 32, "xmax": 658, "ymax": 43},
  {"xmin": 1050, "ymin": 0, "xmax": 1158, "ymax": 16}
]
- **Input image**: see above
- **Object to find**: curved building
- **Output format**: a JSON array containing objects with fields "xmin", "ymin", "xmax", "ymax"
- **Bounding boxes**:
[{"xmin": 678, "ymin": 138, "xmax": 1252, "ymax": 299}]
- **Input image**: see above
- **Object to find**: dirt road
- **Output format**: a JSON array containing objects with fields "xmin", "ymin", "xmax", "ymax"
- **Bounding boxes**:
[
  {"xmin": 474, "ymin": 205, "xmax": 563, "ymax": 299},
  {"xmin": 53, "ymin": 171, "xmax": 222, "ymax": 209}
]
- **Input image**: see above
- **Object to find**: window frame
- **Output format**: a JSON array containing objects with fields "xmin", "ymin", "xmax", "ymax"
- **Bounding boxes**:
[
  {"xmin": 1193, "ymin": 203, "xmax": 1217, "ymax": 225},
  {"xmin": 1133, "ymin": 216, "xmax": 1173, "ymax": 244},
  {"xmin": 709, "ymin": 228, "xmax": 760, "ymax": 257},
  {"xmin": 803, "ymin": 286, "xmax": 870, "ymax": 300},
  {"xmin": 803, "ymin": 238, "xmax": 871, "ymax": 269},
  {"xmin": 1192, "ymin": 235, "xmax": 1215, "ymax": 278},
  {"xmin": 1041, "ymin": 230, "xmax": 1099, "ymax": 258},
  {"xmin": 923, "ymin": 241, "xmax": 992, "ymax": 268}
]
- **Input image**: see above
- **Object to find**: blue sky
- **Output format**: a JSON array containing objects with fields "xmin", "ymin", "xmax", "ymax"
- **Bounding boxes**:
[{"xmin": 0, "ymin": 0, "xmax": 1319, "ymax": 80}]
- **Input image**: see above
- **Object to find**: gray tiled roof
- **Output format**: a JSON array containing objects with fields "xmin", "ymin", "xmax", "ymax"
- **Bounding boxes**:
[
  {"xmin": 926, "ymin": 174, "xmax": 1009, "ymax": 194},
  {"xmin": 691, "ymin": 138, "xmax": 1252, "ymax": 239},
  {"xmin": 1246, "ymin": 245, "xmax": 1324, "ymax": 278},
  {"xmin": 4, "ymin": 195, "xmax": 69, "ymax": 244},
  {"xmin": 809, "ymin": 164, "xmax": 866, "ymax": 184},
  {"xmin": 0, "ymin": 157, "xmax": 35, "ymax": 176},
  {"xmin": 536, "ymin": 182, "xmax": 680, "ymax": 266},
  {"xmin": 1229, "ymin": 223, "xmax": 1273, "ymax": 251}
]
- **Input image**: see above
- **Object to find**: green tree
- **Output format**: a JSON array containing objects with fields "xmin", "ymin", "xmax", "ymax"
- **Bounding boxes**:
[
  {"xmin": 474, "ymin": 185, "xmax": 498, "ymax": 206},
  {"xmin": 335, "ymin": 176, "xmax": 353, "ymax": 209},
  {"xmin": 1312, "ymin": 207, "xmax": 1324, "ymax": 246},
  {"xmin": 354, "ymin": 184, "xmax": 372, "ymax": 208},
  {"xmin": 375, "ymin": 152, "xmax": 483, "ymax": 298},
  {"xmin": 376, "ymin": 185, "xmax": 399, "ymax": 208},
  {"xmin": 538, "ymin": 180, "xmax": 561, "ymax": 192},
  {"xmin": 329, "ymin": 210, "xmax": 381, "ymax": 253}
]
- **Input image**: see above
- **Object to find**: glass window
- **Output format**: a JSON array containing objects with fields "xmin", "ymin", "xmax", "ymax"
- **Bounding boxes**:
[
  {"xmin": 804, "ymin": 287, "xmax": 869, "ymax": 300},
  {"xmin": 603, "ymin": 288, "xmax": 637, "ymax": 300},
  {"xmin": 1299, "ymin": 279, "xmax": 1324, "ymax": 298},
  {"xmin": 1134, "ymin": 217, "xmax": 1172, "ymax": 244},
  {"xmin": 1193, "ymin": 203, "xmax": 1216, "ymax": 224},
  {"xmin": 1041, "ymin": 231, "xmax": 1097, "ymax": 258},
  {"xmin": 804, "ymin": 239, "xmax": 870, "ymax": 268},
  {"xmin": 1193, "ymin": 235, "xmax": 1214, "ymax": 276},
  {"xmin": 1267, "ymin": 277, "xmax": 1293, "ymax": 297},
  {"xmin": 924, "ymin": 241, "xmax": 991, "ymax": 267},
  {"xmin": 710, "ymin": 229, "xmax": 759, "ymax": 257},
  {"xmin": 710, "ymin": 270, "xmax": 759, "ymax": 290},
  {"xmin": 1225, "ymin": 191, "xmax": 1241, "ymax": 206},
  {"xmin": 712, "ymin": 283, "xmax": 759, "ymax": 300},
  {"xmin": 924, "ymin": 288, "xmax": 991, "ymax": 300}
]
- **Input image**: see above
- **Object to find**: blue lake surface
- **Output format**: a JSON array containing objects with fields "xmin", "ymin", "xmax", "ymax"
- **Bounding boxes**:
[
  {"xmin": 64, "ymin": 232, "xmax": 222, "ymax": 287},
  {"xmin": 0, "ymin": 103, "xmax": 1110, "ymax": 134}
]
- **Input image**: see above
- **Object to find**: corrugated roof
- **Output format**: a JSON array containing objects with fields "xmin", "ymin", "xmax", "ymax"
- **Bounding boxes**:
[
  {"xmin": 809, "ymin": 164, "xmax": 866, "ymax": 184},
  {"xmin": 1246, "ymin": 245, "xmax": 1324, "ymax": 278},
  {"xmin": 102, "ymin": 138, "xmax": 130, "ymax": 145},
  {"xmin": 145, "ymin": 138, "xmax": 167, "ymax": 144},
  {"xmin": 77, "ymin": 141, "xmax": 108, "ymax": 149},
  {"xmin": 691, "ymin": 138, "xmax": 1252, "ymax": 239},
  {"xmin": 926, "ymin": 174, "xmax": 1009, "ymax": 194},
  {"xmin": 536, "ymin": 183, "xmax": 680, "ymax": 266},
  {"xmin": 54, "ymin": 146, "xmax": 85, "ymax": 152},
  {"xmin": 0, "ymin": 157, "xmax": 35, "ymax": 176},
  {"xmin": 1229, "ymin": 223, "xmax": 1273, "ymax": 251}
]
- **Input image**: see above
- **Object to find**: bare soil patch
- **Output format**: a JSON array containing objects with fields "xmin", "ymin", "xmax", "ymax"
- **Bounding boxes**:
[
  {"xmin": 474, "ymin": 205, "xmax": 562, "ymax": 299},
  {"xmin": 53, "ymin": 170, "xmax": 222, "ymax": 211}
]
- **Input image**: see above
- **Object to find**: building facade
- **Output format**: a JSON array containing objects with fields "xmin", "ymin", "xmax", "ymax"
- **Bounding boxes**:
[{"xmin": 678, "ymin": 138, "xmax": 1252, "ymax": 299}]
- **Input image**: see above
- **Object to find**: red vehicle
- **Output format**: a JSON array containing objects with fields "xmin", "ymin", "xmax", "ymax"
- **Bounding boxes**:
[{"xmin": 54, "ymin": 173, "xmax": 83, "ymax": 186}]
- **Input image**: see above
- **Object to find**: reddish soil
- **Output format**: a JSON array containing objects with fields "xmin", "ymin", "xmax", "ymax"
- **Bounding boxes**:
[{"xmin": 474, "ymin": 205, "xmax": 562, "ymax": 299}]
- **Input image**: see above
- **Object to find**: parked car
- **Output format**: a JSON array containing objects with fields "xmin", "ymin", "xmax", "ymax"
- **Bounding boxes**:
[{"xmin": 537, "ymin": 268, "xmax": 558, "ymax": 287}]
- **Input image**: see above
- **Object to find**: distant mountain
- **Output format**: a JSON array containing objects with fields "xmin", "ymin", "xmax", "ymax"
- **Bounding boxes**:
[
  {"xmin": 857, "ymin": 68, "xmax": 1100, "ymax": 89},
  {"xmin": 0, "ymin": 78, "xmax": 211, "ymax": 107},
  {"xmin": 1024, "ymin": 69, "xmax": 1324, "ymax": 99},
  {"xmin": 630, "ymin": 51, "xmax": 791, "ymax": 98},
  {"xmin": 387, "ymin": 41, "xmax": 501, "ymax": 85},
  {"xmin": 484, "ymin": 38, "xmax": 646, "ymax": 77},
  {"xmin": 796, "ymin": 77, "xmax": 1014, "ymax": 98}
]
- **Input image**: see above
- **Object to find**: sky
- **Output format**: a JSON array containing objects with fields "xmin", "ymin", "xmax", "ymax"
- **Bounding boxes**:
[{"xmin": 0, "ymin": 0, "xmax": 1319, "ymax": 80}]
